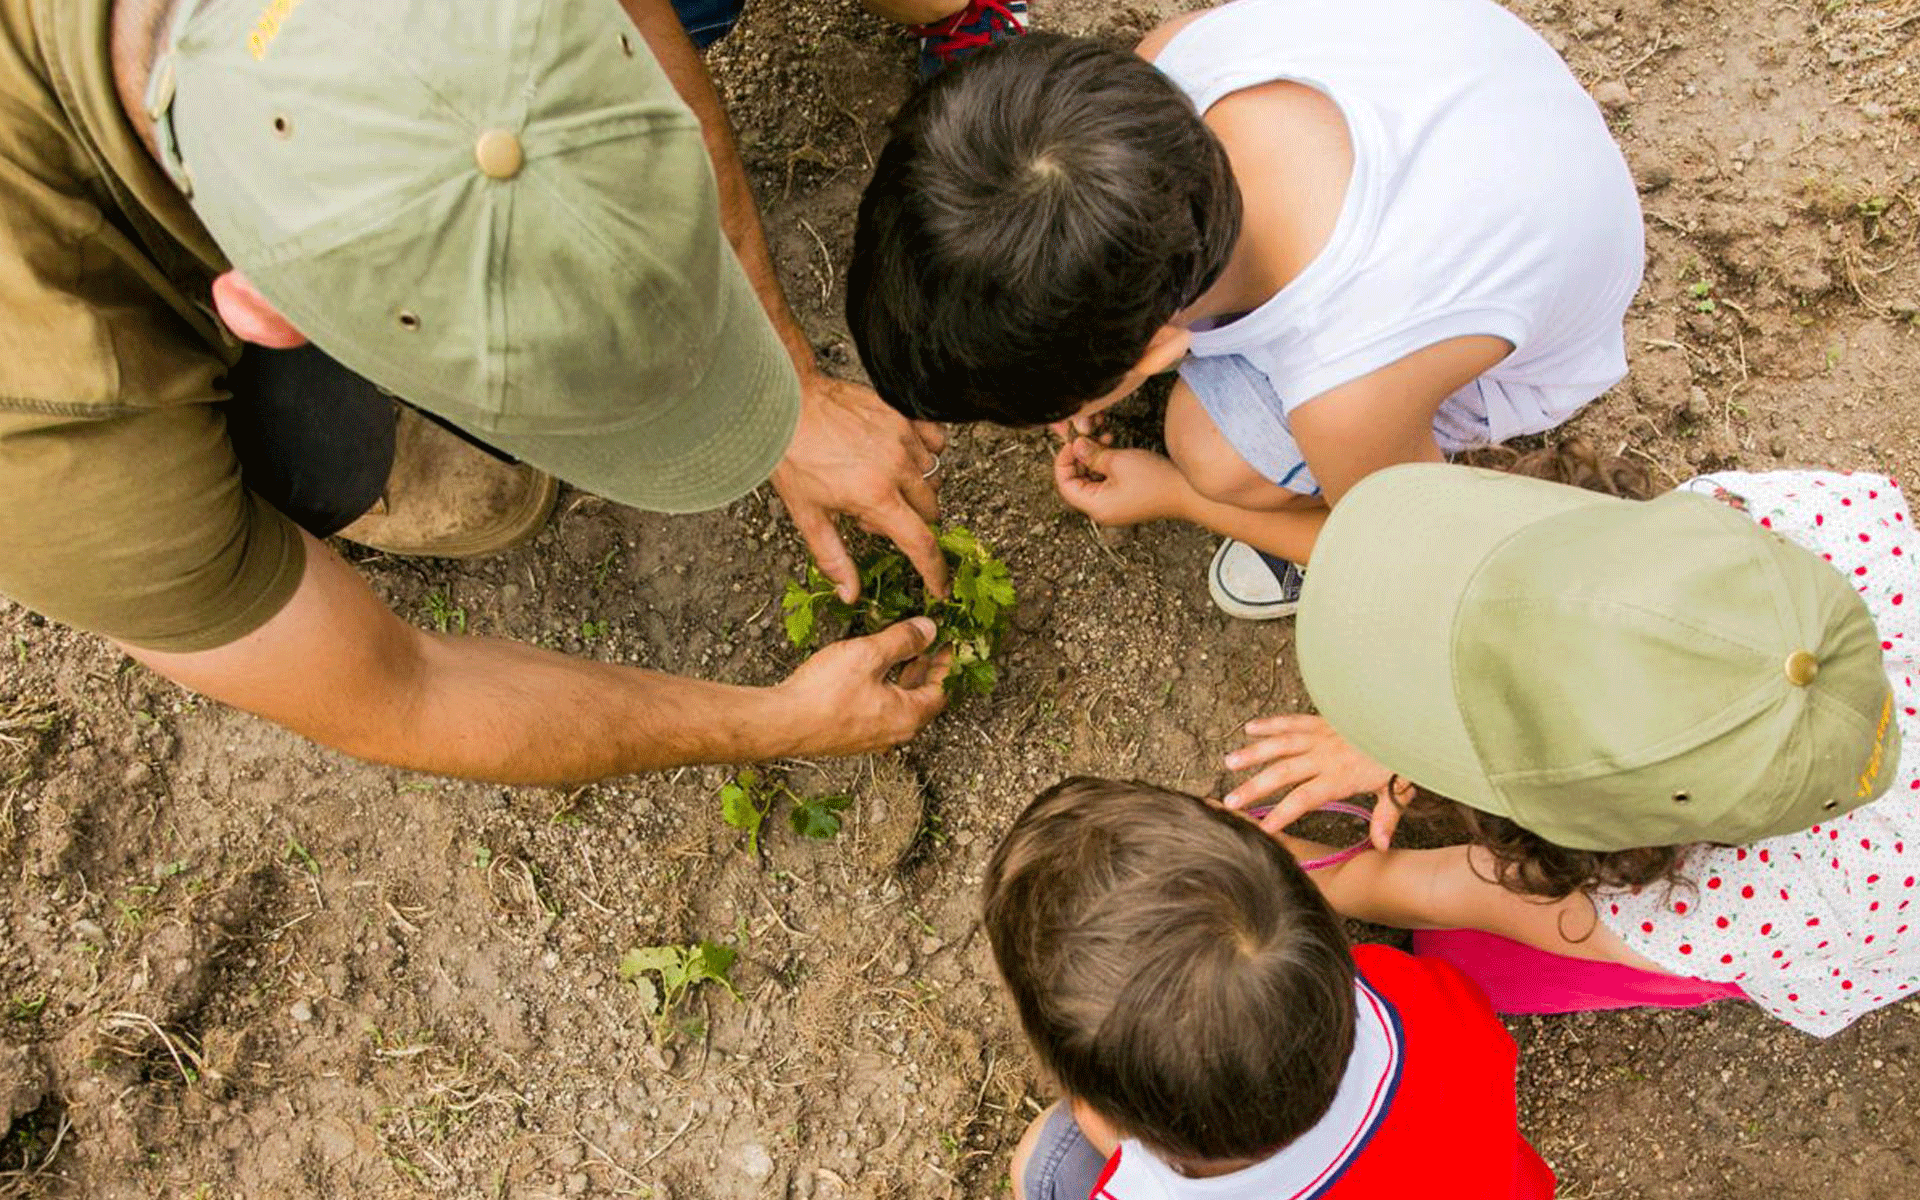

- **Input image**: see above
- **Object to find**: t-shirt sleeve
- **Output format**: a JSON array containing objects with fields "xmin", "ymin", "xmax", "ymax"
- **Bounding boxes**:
[{"xmin": 0, "ymin": 403, "xmax": 306, "ymax": 653}]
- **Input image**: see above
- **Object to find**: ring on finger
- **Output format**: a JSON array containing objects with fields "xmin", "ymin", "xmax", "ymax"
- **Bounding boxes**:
[{"xmin": 921, "ymin": 453, "xmax": 941, "ymax": 480}]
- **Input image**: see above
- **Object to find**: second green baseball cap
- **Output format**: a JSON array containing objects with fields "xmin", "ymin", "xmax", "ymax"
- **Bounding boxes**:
[
  {"xmin": 1296, "ymin": 464, "xmax": 1899, "ymax": 851},
  {"xmin": 146, "ymin": 0, "xmax": 799, "ymax": 514}
]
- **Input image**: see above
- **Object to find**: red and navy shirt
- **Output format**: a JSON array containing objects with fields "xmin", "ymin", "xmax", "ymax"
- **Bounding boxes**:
[{"xmin": 1091, "ymin": 945, "xmax": 1554, "ymax": 1200}]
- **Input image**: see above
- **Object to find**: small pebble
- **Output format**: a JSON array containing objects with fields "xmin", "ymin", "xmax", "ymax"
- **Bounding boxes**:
[
  {"xmin": 290, "ymin": 1000, "xmax": 314, "ymax": 1024},
  {"xmin": 1592, "ymin": 80, "xmax": 1632, "ymax": 111},
  {"xmin": 738, "ymin": 1143, "xmax": 775, "ymax": 1182}
]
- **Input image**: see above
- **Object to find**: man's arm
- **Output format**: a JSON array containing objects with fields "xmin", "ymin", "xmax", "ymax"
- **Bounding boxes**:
[
  {"xmin": 119, "ymin": 532, "xmax": 948, "ymax": 784},
  {"xmin": 620, "ymin": 0, "xmax": 951, "ymax": 602}
]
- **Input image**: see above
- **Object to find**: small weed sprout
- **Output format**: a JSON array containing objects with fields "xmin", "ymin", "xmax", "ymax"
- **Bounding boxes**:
[
  {"xmin": 284, "ymin": 839, "xmax": 320, "ymax": 875},
  {"xmin": 8, "ymin": 993, "xmax": 47, "ymax": 1022},
  {"xmin": 618, "ymin": 941, "xmax": 740, "ymax": 1043},
  {"xmin": 782, "ymin": 525, "xmax": 1015, "ymax": 698},
  {"xmin": 422, "ymin": 590, "xmax": 467, "ymax": 634}
]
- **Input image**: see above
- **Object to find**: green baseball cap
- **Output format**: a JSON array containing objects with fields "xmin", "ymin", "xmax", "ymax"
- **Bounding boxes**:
[
  {"xmin": 144, "ymin": 0, "xmax": 799, "ymax": 514},
  {"xmin": 1296, "ymin": 464, "xmax": 1899, "ymax": 851}
]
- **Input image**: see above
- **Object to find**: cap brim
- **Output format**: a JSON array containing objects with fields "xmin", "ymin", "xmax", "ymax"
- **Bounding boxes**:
[
  {"xmin": 478, "ymin": 247, "xmax": 800, "ymax": 514},
  {"xmin": 1296, "ymin": 464, "xmax": 1617, "ymax": 813}
]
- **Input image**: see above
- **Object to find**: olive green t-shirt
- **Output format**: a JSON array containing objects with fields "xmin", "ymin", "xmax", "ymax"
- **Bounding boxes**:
[{"xmin": 0, "ymin": 0, "xmax": 304, "ymax": 653}]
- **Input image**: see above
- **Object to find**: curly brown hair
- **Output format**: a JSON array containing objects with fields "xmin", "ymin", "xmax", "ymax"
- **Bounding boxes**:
[
  {"xmin": 1459, "ymin": 435, "xmax": 1655, "ymax": 500},
  {"xmin": 1398, "ymin": 791, "xmax": 1692, "ymax": 900}
]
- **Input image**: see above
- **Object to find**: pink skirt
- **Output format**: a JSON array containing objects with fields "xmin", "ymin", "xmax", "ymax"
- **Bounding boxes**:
[{"xmin": 1411, "ymin": 928, "xmax": 1748, "ymax": 1015}]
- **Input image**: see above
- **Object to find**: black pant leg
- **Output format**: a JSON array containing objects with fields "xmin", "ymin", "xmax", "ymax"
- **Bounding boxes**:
[{"xmin": 221, "ymin": 343, "xmax": 397, "ymax": 537}]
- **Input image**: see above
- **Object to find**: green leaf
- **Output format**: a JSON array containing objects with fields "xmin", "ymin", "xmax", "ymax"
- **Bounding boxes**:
[
  {"xmin": 979, "ymin": 562, "xmax": 1016, "ymax": 610},
  {"xmin": 619, "ymin": 946, "xmax": 682, "ymax": 982},
  {"xmin": 937, "ymin": 525, "xmax": 981, "ymax": 558},
  {"xmin": 689, "ymin": 941, "xmax": 741, "ymax": 999},
  {"xmin": 951, "ymin": 658, "xmax": 998, "ymax": 697},
  {"xmin": 788, "ymin": 793, "xmax": 852, "ymax": 840},
  {"xmin": 719, "ymin": 774, "xmax": 768, "ymax": 857},
  {"xmin": 719, "ymin": 784, "xmax": 755, "ymax": 831},
  {"xmin": 782, "ymin": 583, "xmax": 817, "ymax": 647}
]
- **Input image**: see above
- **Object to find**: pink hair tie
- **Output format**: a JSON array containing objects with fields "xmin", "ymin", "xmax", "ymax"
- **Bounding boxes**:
[{"xmin": 1246, "ymin": 800, "xmax": 1377, "ymax": 871}]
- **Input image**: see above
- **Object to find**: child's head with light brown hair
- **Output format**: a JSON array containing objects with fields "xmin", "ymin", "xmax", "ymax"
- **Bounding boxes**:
[{"xmin": 981, "ymin": 777, "xmax": 1356, "ymax": 1165}]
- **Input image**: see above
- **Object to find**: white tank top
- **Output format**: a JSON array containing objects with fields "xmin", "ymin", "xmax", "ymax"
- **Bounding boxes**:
[{"xmin": 1156, "ymin": 0, "xmax": 1645, "ymax": 441}]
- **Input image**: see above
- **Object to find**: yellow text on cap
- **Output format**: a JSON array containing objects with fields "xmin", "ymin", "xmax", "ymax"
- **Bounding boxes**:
[
  {"xmin": 248, "ymin": 0, "xmax": 305, "ymax": 60},
  {"xmin": 1856, "ymin": 692, "xmax": 1894, "ymax": 799}
]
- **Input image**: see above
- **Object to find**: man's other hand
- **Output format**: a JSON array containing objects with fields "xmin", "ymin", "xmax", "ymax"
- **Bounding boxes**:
[{"xmin": 771, "ymin": 372, "xmax": 949, "ymax": 603}]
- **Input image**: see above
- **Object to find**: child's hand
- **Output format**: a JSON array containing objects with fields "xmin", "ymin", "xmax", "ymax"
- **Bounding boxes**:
[
  {"xmin": 1223, "ymin": 714, "xmax": 1412, "ymax": 850},
  {"xmin": 1047, "ymin": 411, "xmax": 1106, "ymax": 443},
  {"xmin": 1052, "ymin": 439, "xmax": 1191, "ymax": 527}
]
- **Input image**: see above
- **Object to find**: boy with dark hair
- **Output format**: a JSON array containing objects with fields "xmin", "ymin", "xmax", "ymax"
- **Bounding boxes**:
[
  {"xmin": 983, "ymin": 778, "xmax": 1554, "ymax": 1199},
  {"xmin": 850, "ymin": 0, "xmax": 1642, "ymax": 620}
]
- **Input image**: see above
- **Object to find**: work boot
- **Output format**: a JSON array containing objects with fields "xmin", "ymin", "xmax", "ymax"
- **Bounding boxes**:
[{"xmin": 337, "ymin": 406, "xmax": 558, "ymax": 558}]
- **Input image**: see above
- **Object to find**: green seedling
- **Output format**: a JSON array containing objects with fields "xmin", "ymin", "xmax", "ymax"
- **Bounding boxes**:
[
  {"xmin": 8, "ymin": 993, "xmax": 47, "ymax": 1022},
  {"xmin": 782, "ymin": 524, "xmax": 1015, "ymax": 698},
  {"xmin": 592, "ymin": 547, "xmax": 622, "ymax": 591},
  {"xmin": 719, "ymin": 770, "xmax": 853, "ymax": 854},
  {"xmin": 285, "ymin": 838, "xmax": 320, "ymax": 875},
  {"xmin": 618, "ymin": 941, "xmax": 740, "ymax": 1043},
  {"xmin": 422, "ymin": 589, "xmax": 467, "ymax": 634},
  {"xmin": 1688, "ymin": 279, "xmax": 1717, "ymax": 313}
]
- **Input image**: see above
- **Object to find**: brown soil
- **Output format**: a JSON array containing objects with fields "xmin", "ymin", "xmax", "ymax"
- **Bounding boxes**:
[{"xmin": 4, "ymin": 0, "xmax": 1919, "ymax": 1197}]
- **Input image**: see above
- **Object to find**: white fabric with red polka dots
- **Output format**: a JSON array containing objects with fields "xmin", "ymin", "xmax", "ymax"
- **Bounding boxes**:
[{"xmin": 1597, "ymin": 470, "xmax": 1919, "ymax": 1036}]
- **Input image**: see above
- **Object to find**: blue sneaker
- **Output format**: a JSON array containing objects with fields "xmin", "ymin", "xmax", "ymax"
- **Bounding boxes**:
[
  {"xmin": 907, "ymin": 0, "xmax": 1029, "ymax": 80},
  {"xmin": 1208, "ymin": 539, "xmax": 1304, "ymax": 620}
]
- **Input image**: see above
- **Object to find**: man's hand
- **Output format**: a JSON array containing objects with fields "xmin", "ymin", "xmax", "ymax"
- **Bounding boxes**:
[
  {"xmin": 1052, "ymin": 438, "xmax": 1194, "ymax": 528},
  {"xmin": 1222, "ymin": 713, "xmax": 1412, "ymax": 849},
  {"xmin": 772, "ymin": 616, "xmax": 952, "ymax": 755},
  {"xmin": 771, "ymin": 370, "xmax": 949, "ymax": 603}
]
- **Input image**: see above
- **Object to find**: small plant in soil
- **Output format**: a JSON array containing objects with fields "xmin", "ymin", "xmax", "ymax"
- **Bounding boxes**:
[
  {"xmin": 719, "ymin": 770, "xmax": 853, "ymax": 854},
  {"xmin": 7, "ymin": 993, "xmax": 46, "ymax": 1022},
  {"xmin": 782, "ymin": 525, "xmax": 1015, "ymax": 698},
  {"xmin": 618, "ymin": 941, "xmax": 740, "ymax": 1043}
]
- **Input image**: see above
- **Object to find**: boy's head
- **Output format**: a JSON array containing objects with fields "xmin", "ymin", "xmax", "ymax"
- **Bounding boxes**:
[
  {"xmin": 848, "ymin": 34, "xmax": 1242, "ymax": 426},
  {"xmin": 982, "ymin": 777, "xmax": 1356, "ymax": 1166}
]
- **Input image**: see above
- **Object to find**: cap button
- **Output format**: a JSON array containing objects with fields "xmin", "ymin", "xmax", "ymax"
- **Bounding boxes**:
[
  {"xmin": 1784, "ymin": 650, "xmax": 1820, "ymax": 687},
  {"xmin": 475, "ymin": 129, "xmax": 524, "ymax": 180}
]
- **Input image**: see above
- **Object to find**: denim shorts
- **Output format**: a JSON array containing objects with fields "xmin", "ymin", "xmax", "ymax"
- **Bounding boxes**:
[
  {"xmin": 672, "ymin": 0, "xmax": 746, "ymax": 47},
  {"xmin": 1021, "ymin": 1105, "xmax": 1108, "ymax": 1200}
]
